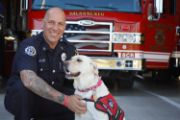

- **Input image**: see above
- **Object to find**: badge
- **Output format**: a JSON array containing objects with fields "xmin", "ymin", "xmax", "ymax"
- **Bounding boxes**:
[
  {"xmin": 25, "ymin": 46, "xmax": 36, "ymax": 56},
  {"xmin": 61, "ymin": 52, "xmax": 67, "ymax": 61}
]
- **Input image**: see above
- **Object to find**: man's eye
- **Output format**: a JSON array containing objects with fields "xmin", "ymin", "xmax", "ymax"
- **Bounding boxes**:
[
  {"xmin": 48, "ymin": 21, "xmax": 55, "ymax": 25},
  {"xmin": 58, "ymin": 22, "xmax": 66, "ymax": 26}
]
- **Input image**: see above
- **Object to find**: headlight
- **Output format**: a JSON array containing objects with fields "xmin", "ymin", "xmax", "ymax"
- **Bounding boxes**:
[{"xmin": 112, "ymin": 32, "xmax": 142, "ymax": 44}]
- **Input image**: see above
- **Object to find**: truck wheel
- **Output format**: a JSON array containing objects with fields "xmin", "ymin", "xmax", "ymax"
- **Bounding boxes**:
[{"xmin": 152, "ymin": 69, "xmax": 178, "ymax": 84}]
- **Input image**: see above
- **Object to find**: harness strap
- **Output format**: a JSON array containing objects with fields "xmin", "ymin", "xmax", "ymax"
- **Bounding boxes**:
[{"xmin": 83, "ymin": 98, "xmax": 95, "ymax": 102}]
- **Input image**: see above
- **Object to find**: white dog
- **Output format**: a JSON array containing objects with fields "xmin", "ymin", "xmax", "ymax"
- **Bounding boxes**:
[{"xmin": 64, "ymin": 55, "xmax": 125, "ymax": 120}]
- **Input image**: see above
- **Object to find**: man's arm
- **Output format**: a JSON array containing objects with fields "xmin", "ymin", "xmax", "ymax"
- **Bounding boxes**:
[
  {"xmin": 20, "ymin": 70, "xmax": 87, "ymax": 113},
  {"xmin": 20, "ymin": 70, "xmax": 64, "ymax": 104}
]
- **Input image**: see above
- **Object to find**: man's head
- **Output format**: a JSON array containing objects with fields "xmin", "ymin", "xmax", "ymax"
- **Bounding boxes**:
[{"xmin": 43, "ymin": 7, "xmax": 66, "ymax": 48}]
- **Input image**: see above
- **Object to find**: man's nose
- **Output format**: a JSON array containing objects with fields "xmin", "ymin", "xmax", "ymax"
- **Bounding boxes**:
[{"xmin": 52, "ymin": 23, "xmax": 60, "ymax": 30}]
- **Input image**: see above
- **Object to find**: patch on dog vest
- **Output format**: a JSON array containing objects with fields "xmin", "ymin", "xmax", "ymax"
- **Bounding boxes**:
[{"xmin": 95, "ymin": 93, "xmax": 125, "ymax": 120}]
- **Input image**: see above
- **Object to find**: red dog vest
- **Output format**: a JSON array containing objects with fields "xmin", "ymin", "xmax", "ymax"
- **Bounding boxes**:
[{"xmin": 95, "ymin": 93, "xmax": 125, "ymax": 120}]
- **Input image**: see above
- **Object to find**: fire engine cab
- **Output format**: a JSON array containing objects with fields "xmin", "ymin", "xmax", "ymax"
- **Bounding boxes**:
[{"xmin": 1, "ymin": 0, "xmax": 180, "ymax": 88}]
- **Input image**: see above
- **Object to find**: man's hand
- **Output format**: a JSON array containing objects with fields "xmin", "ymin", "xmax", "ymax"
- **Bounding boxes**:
[{"xmin": 64, "ymin": 95, "xmax": 87, "ymax": 114}]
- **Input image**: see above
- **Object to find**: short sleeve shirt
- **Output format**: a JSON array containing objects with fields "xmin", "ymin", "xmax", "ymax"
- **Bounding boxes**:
[{"xmin": 11, "ymin": 32, "xmax": 76, "ymax": 86}]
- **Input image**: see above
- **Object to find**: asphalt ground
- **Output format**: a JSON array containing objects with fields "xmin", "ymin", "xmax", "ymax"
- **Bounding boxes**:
[
  {"xmin": 0, "ymin": 93, "xmax": 14, "ymax": 120},
  {"xmin": 0, "ymin": 77, "xmax": 14, "ymax": 120},
  {"xmin": 0, "ymin": 77, "xmax": 180, "ymax": 120}
]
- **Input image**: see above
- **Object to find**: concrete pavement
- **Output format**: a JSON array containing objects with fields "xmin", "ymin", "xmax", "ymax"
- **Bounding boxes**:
[
  {"xmin": 0, "ymin": 93, "xmax": 14, "ymax": 120},
  {"xmin": 0, "ymin": 77, "xmax": 13, "ymax": 120}
]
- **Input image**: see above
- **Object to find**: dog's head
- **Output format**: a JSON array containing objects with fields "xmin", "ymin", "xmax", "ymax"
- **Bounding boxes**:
[{"xmin": 64, "ymin": 55, "xmax": 98, "ymax": 79}]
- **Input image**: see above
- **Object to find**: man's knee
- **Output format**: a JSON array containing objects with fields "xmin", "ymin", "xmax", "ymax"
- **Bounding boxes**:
[{"xmin": 4, "ymin": 79, "xmax": 34, "ymax": 115}]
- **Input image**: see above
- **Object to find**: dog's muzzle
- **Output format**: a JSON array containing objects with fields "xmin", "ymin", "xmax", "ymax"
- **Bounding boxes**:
[{"xmin": 63, "ymin": 61, "xmax": 81, "ymax": 78}]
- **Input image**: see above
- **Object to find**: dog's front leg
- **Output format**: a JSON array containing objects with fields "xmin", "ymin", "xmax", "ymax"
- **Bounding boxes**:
[
  {"xmin": 75, "ymin": 112, "xmax": 93, "ymax": 120},
  {"xmin": 87, "ymin": 101, "xmax": 108, "ymax": 120},
  {"xmin": 75, "ymin": 101, "xmax": 94, "ymax": 120}
]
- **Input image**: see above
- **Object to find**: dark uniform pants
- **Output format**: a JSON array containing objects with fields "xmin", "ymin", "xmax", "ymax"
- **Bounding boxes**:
[{"xmin": 4, "ymin": 78, "xmax": 74, "ymax": 120}]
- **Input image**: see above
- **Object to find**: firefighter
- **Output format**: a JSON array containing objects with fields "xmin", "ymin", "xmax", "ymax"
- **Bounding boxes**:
[{"xmin": 4, "ymin": 7, "xmax": 87, "ymax": 120}]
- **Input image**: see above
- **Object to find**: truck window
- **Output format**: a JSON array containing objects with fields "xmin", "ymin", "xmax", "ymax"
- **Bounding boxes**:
[{"xmin": 32, "ymin": 0, "xmax": 141, "ymax": 13}]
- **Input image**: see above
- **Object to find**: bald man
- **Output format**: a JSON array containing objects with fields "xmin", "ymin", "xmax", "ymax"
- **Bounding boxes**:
[{"xmin": 4, "ymin": 7, "xmax": 86, "ymax": 120}]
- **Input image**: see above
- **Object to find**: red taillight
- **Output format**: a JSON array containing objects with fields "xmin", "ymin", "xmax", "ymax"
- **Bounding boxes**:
[{"xmin": 120, "ymin": 24, "xmax": 131, "ymax": 31}]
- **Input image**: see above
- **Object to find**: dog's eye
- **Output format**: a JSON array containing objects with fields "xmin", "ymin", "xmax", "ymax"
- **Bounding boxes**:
[{"xmin": 77, "ymin": 58, "xmax": 82, "ymax": 62}]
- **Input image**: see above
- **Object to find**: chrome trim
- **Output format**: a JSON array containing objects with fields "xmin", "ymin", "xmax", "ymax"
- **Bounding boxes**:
[
  {"xmin": 65, "ymin": 21, "xmax": 113, "ymax": 52},
  {"xmin": 176, "ymin": 26, "xmax": 180, "ymax": 36},
  {"xmin": 78, "ymin": 20, "xmax": 96, "ymax": 26}
]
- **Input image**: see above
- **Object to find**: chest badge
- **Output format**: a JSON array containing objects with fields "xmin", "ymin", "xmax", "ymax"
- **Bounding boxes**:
[{"xmin": 61, "ymin": 52, "xmax": 67, "ymax": 61}]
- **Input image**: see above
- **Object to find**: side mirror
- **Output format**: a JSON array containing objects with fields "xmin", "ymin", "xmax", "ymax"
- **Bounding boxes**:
[
  {"xmin": 177, "ymin": 26, "xmax": 180, "ymax": 36},
  {"xmin": 0, "ymin": 15, "xmax": 4, "ymax": 31},
  {"xmin": 20, "ymin": 0, "xmax": 28, "ymax": 16},
  {"xmin": 148, "ymin": 0, "xmax": 163, "ymax": 21},
  {"xmin": 155, "ymin": 0, "xmax": 163, "ymax": 14}
]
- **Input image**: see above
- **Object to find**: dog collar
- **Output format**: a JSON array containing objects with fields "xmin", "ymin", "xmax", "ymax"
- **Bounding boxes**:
[{"xmin": 78, "ymin": 80, "xmax": 102, "ymax": 92}]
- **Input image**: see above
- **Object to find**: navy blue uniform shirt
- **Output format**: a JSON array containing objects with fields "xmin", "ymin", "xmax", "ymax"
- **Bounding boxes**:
[{"xmin": 10, "ymin": 32, "xmax": 76, "ymax": 87}]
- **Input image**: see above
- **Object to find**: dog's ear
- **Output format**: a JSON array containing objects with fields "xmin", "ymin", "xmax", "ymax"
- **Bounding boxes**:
[{"xmin": 91, "ymin": 61, "xmax": 99, "ymax": 76}]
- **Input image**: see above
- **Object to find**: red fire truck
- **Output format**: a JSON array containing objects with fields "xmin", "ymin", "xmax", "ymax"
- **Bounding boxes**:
[{"xmin": 2, "ymin": 0, "xmax": 180, "ymax": 88}]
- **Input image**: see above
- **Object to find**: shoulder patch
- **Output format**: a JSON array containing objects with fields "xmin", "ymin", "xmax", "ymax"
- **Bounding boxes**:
[{"xmin": 25, "ymin": 46, "xmax": 36, "ymax": 56}]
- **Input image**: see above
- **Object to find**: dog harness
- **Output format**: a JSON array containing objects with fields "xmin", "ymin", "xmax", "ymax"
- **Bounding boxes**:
[
  {"xmin": 79, "ymin": 80, "xmax": 125, "ymax": 120},
  {"xmin": 96, "ymin": 93, "xmax": 124, "ymax": 120},
  {"xmin": 84, "ymin": 93, "xmax": 125, "ymax": 120}
]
